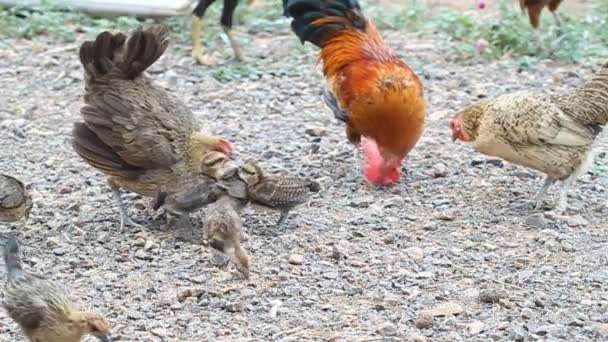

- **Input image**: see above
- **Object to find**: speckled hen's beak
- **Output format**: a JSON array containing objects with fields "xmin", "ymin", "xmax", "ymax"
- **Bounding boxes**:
[{"xmin": 452, "ymin": 130, "xmax": 458, "ymax": 142}]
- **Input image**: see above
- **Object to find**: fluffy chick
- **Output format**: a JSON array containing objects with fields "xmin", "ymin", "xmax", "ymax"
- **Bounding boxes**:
[
  {"xmin": 2, "ymin": 237, "xmax": 111, "ymax": 342},
  {"xmin": 0, "ymin": 174, "xmax": 32, "ymax": 223},
  {"xmin": 205, "ymin": 195, "xmax": 250, "ymax": 277},
  {"xmin": 151, "ymin": 151, "xmax": 230, "ymax": 241},
  {"xmin": 237, "ymin": 161, "xmax": 320, "ymax": 227}
]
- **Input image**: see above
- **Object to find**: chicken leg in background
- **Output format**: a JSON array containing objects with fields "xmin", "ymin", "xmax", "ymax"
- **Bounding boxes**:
[
  {"xmin": 0, "ymin": 174, "xmax": 32, "ymax": 223},
  {"xmin": 519, "ymin": 0, "xmax": 565, "ymax": 47},
  {"xmin": 284, "ymin": 0, "xmax": 426, "ymax": 185},
  {"xmin": 72, "ymin": 25, "xmax": 234, "ymax": 232},
  {"xmin": 191, "ymin": 0, "xmax": 243, "ymax": 65},
  {"xmin": 450, "ymin": 61, "xmax": 608, "ymax": 214},
  {"xmin": 520, "ymin": 0, "xmax": 564, "ymax": 28},
  {"xmin": 3, "ymin": 237, "xmax": 112, "ymax": 342}
]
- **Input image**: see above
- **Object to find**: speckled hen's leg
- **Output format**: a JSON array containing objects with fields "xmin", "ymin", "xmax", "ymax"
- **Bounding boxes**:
[
  {"xmin": 555, "ymin": 176, "xmax": 575, "ymax": 214},
  {"xmin": 533, "ymin": 177, "xmax": 555, "ymax": 209}
]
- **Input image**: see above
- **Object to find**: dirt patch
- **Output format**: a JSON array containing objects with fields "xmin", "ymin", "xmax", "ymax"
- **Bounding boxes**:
[{"xmin": 1, "ymin": 8, "xmax": 607, "ymax": 342}]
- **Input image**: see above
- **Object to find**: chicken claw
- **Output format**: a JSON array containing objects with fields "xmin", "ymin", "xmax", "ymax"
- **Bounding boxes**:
[{"xmin": 111, "ymin": 189, "xmax": 145, "ymax": 232}]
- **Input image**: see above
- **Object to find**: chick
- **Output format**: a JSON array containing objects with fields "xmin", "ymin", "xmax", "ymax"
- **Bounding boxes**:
[
  {"xmin": 0, "ymin": 174, "xmax": 32, "ymax": 223},
  {"xmin": 2, "ymin": 237, "xmax": 111, "ymax": 342},
  {"xmin": 205, "ymin": 195, "xmax": 250, "ymax": 277},
  {"xmin": 152, "ymin": 151, "xmax": 230, "ymax": 240},
  {"xmin": 237, "ymin": 161, "xmax": 320, "ymax": 227}
]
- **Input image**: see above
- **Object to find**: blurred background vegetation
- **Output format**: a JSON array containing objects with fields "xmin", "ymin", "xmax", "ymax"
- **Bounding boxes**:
[{"xmin": 1, "ymin": 0, "xmax": 606, "ymax": 65}]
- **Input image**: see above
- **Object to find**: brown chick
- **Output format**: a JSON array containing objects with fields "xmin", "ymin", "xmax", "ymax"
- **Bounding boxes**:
[
  {"xmin": 0, "ymin": 174, "xmax": 32, "ymax": 223},
  {"xmin": 237, "ymin": 161, "xmax": 320, "ymax": 227},
  {"xmin": 151, "ymin": 151, "xmax": 230, "ymax": 240},
  {"xmin": 450, "ymin": 61, "xmax": 608, "ymax": 213},
  {"xmin": 205, "ymin": 195, "xmax": 250, "ymax": 277},
  {"xmin": 3, "ymin": 237, "xmax": 111, "ymax": 342},
  {"xmin": 72, "ymin": 25, "xmax": 233, "ymax": 231}
]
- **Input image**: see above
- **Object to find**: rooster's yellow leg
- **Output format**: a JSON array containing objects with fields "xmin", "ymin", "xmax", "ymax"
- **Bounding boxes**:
[
  {"xmin": 192, "ymin": 16, "xmax": 215, "ymax": 65},
  {"xmin": 222, "ymin": 25, "xmax": 243, "ymax": 62}
]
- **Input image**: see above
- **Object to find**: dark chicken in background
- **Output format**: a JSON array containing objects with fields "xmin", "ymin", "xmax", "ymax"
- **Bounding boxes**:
[
  {"xmin": 3, "ymin": 237, "xmax": 112, "ymax": 342},
  {"xmin": 72, "ymin": 25, "xmax": 233, "ymax": 232},
  {"xmin": 284, "ymin": 0, "xmax": 426, "ymax": 185},
  {"xmin": 0, "ymin": 174, "xmax": 32, "ymax": 223},
  {"xmin": 191, "ymin": 0, "xmax": 264, "ymax": 64}
]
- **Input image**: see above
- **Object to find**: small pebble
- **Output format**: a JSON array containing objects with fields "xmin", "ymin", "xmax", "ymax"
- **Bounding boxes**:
[
  {"xmin": 289, "ymin": 254, "xmax": 304, "ymax": 265},
  {"xmin": 415, "ymin": 310, "xmax": 433, "ymax": 329}
]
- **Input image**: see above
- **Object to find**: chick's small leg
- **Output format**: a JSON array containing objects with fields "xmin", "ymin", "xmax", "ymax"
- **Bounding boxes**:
[
  {"xmin": 192, "ymin": 16, "xmax": 214, "ymax": 65},
  {"xmin": 222, "ymin": 25, "xmax": 243, "ymax": 62},
  {"xmin": 108, "ymin": 179, "xmax": 144, "ymax": 232},
  {"xmin": 276, "ymin": 210, "xmax": 289, "ymax": 228},
  {"xmin": 555, "ymin": 176, "xmax": 575, "ymax": 214},
  {"xmin": 173, "ymin": 212, "xmax": 194, "ymax": 242},
  {"xmin": 533, "ymin": 177, "xmax": 555, "ymax": 209},
  {"xmin": 230, "ymin": 244, "xmax": 250, "ymax": 278}
]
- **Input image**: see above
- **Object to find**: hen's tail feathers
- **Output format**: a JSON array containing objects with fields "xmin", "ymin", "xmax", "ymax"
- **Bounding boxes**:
[
  {"xmin": 566, "ymin": 61, "xmax": 608, "ymax": 127},
  {"xmin": 79, "ymin": 25, "xmax": 169, "ymax": 81},
  {"xmin": 72, "ymin": 122, "xmax": 143, "ymax": 179},
  {"xmin": 4, "ymin": 237, "xmax": 23, "ymax": 281},
  {"xmin": 284, "ymin": 0, "xmax": 366, "ymax": 47}
]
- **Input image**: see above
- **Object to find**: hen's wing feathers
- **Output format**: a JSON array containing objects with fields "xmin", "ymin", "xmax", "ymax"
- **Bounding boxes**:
[
  {"xmin": 485, "ymin": 93, "xmax": 596, "ymax": 147},
  {"xmin": 82, "ymin": 87, "xmax": 197, "ymax": 169},
  {"xmin": 79, "ymin": 25, "xmax": 196, "ymax": 170}
]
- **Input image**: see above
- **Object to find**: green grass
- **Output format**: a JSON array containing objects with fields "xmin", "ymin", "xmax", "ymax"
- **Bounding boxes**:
[{"xmin": 1, "ymin": 0, "xmax": 606, "ymax": 66}]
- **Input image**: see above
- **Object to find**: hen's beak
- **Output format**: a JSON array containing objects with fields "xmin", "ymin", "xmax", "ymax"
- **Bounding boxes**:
[{"xmin": 451, "ymin": 130, "xmax": 458, "ymax": 142}]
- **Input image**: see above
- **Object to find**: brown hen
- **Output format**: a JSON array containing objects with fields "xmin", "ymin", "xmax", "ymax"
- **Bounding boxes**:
[{"xmin": 72, "ymin": 25, "xmax": 233, "ymax": 231}]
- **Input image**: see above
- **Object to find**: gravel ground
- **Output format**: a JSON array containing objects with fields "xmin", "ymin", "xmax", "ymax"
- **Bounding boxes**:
[{"xmin": 1, "ymin": 21, "xmax": 608, "ymax": 342}]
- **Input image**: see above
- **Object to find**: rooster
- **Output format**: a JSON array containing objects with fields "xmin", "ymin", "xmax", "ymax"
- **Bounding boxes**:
[
  {"xmin": 450, "ymin": 61, "xmax": 608, "ymax": 213},
  {"xmin": 283, "ymin": 0, "xmax": 426, "ymax": 185}
]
